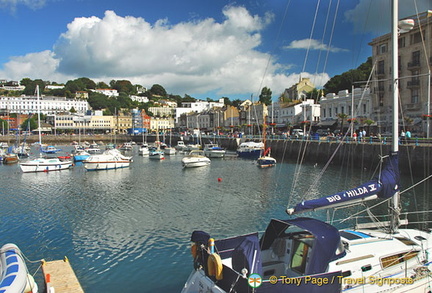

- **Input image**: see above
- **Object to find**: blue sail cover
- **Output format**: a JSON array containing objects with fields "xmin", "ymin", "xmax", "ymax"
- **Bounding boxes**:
[{"xmin": 288, "ymin": 152, "xmax": 399, "ymax": 214}]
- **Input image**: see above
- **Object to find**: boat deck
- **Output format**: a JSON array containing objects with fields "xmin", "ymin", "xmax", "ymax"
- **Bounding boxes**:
[{"xmin": 42, "ymin": 257, "xmax": 84, "ymax": 293}]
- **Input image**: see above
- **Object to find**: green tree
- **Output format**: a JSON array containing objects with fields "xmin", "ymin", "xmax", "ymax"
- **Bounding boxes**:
[
  {"xmin": 337, "ymin": 113, "xmax": 348, "ymax": 133},
  {"xmin": 324, "ymin": 57, "xmax": 372, "ymax": 94},
  {"xmin": 150, "ymin": 84, "xmax": 167, "ymax": 97},
  {"xmin": 21, "ymin": 117, "xmax": 38, "ymax": 131},
  {"xmin": 111, "ymin": 80, "xmax": 136, "ymax": 95},
  {"xmin": 259, "ymin": 87, "xmax": 272, "ymax": 105}
]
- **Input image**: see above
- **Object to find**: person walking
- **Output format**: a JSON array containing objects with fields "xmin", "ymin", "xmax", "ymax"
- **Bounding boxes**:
[{"xmin": 400, "ymin": 130, "xmax": 406, "ymax": 144}]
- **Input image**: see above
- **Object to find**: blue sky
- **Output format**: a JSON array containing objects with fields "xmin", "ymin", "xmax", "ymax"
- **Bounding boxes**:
[{"xmin": 0, "ymin": 0, "xmax": 430, "ymax": 100}]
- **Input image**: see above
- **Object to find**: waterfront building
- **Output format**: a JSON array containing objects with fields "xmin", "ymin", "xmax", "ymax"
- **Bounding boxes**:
[
  {"xmin": 281, "ymin": 77, "xmax": 315, "ymax": 101},
  {"xmin": 319, "ymin": 88, "xmax": 373, "ymax": 130},
  {"xmin": 0, "ymin": 95, "xmax": 90, "ymax": 115},
  {"xmin": 91, "ymin": 88, "xmax": 119, "ymax": 97},
  {"xmin": 369, "ymin": 10, "xmax": 432, "ymax": 135},
  {"xmin": 273, "ymin": 99, "xmax": 320, "ymax": 128}
]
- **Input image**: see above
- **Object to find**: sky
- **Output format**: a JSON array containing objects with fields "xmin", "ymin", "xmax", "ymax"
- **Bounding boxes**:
[{"xmin": 0, "ymin": 0, "xmax": 430, "ymax": 100}]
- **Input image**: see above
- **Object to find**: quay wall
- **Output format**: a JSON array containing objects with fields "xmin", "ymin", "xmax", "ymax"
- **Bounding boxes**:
[{"xmin": 2, "ymin": 134, "xmax": 430, "ymax": 176}]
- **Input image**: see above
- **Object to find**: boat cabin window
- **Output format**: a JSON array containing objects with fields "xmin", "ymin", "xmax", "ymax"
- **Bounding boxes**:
[
  {"xmin": 291, "ymin": 239, "xmax": 310, "ymax": 274},
  {"xmin": 289, "ymin": 234, "xmax": 314, "ymax": 275},
  {"xmin": 380, "ymin": 251, "xmax": 418, "ymax": 269},
  {"xmin": 395, "ymin": 236, "xmax": 418, "ymax": 246}
]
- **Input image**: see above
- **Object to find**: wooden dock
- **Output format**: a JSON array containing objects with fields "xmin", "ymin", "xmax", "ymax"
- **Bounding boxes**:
[{"xmin": 42, "ymin": 257, "xmax": 84, "ymax": 293}]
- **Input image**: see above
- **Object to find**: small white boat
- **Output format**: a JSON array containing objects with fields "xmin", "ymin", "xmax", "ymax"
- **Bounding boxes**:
[
  {"xmin": 256, "ymin": 155, "xmax": 277, "ymax": 168},
  {"xmin": 139, "ymin": 144, "xmax": 150, "ymax": 156},
  {"xmin": 20, "ymin": 156, "xmax": 73, "ymax": 173},
  {"xmin": 203, "ymin": 144, "xmax": 226, "ymax": 158},
  {"xmin": 163, "ymin": 147, "xmax": 176, "ymax": 155},
  {"xmin": 0, "ymin": 243, "xmax": 38, "ymax": 293},
  {"xmin": 83, "ymin": 149, "xmax": 132, "ymax": 171},
  {"xmin": 149, "ymin": 147, "xmax": 165, "ymax": 160},
  {"xmin": 182, "ymin": 150, "xmax": 211, "ymax": 168},
  {"xmin": 175, "ymin": 141, "xmax": 187, "ymax": 152},
  {"xmin": 186, "ymin": 144, "xmax": 201, "ymax": 152},
  {"xmin": 120, "ymin": 142, "xmax": 133, "ymax": 151}
]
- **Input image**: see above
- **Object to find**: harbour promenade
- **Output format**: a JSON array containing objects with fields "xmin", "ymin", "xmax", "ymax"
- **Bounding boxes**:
[{"xmin": 1, "ymin": 133, "xmax": 430, "ymax": 176}]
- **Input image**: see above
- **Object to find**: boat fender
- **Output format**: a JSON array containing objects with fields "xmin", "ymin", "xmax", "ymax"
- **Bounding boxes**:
[
  {"xmin": 191, "ymin": 243, "xmax": 198, "ymax": 259},
  {"xmin": 24, "ymin": 273, "xmax": 38, "ymax": 293},
  {"xmin": 207, "ymin": 253, "xmax": 223, "ymax": 280}
]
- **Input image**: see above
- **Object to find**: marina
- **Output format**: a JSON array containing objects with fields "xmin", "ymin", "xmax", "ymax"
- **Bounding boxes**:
[{"xmin": 0, "ymin": 144, "xmax": 430, "ymax": 292}]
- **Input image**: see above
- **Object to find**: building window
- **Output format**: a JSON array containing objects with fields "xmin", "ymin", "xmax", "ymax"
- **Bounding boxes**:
[
  {"xmin": 379, "ymin": 94, "xmax": 384, "ymax": 107},
  {"xmin": 377, "ymin": 60, "xmax": 385, "ymax": 75},
  {"xmin": 398, "ymin": 36, "xmax": 405, "ymax": 48},
  {"xmin": 377, "ymin": 43, "xmax": 387, "ymax": 54},
  {"xmin": 411, "ymin": 89, "xmax": 419, "ymax": 104},
  {"xmin": 410, "ymin": 32, "xmax": 424, "ymax": 44}
]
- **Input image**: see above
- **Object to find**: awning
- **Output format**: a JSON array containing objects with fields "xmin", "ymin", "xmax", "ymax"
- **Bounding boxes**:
[{"xmin": 317, "ymin": 119, "xmax": 337, "ymax": 127}]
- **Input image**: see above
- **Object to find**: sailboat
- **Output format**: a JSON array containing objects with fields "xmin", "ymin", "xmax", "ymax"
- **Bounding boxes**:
[
  {"xmin": 181, "ymin": 2, "xmax": 432, "ymax": 292},
  {"xmin": 149, "ymin": 128, "xmax": 164, "ymax": 160},
  {"xmin": 19, "ymin": 85, "xmax": 73, "ymax": 173},
  {"xmin": 256, "ymin": 115, "xmax": 276, "ymax": 168}
]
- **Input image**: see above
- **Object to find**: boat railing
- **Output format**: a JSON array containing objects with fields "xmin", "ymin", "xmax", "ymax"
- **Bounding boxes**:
[{"xmin": 331, "ymin": 210, "xmax": 432, "ymax": 230}]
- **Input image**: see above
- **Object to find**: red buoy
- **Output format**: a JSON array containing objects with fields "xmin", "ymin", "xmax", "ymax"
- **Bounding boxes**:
[{"xmin": 218, "ymin": 178, "xmax": 222, "ymax": 182}]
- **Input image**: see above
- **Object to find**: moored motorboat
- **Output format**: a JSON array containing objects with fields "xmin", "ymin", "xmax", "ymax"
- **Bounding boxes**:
[
  {"xmin": 83, "ymin": 149, "xmax": 132, "ymax": 171},
  {"xmin": 182, "ymin": 150, "xmax": 211, "ymax": 168},
  {"xmin": 256, "ymin": 154, "xmax": 276, "ymax": 168},
  {"xmin": 236, "ymin": 141, "xmax": 264, "ymax": 159},
  {"xmin": 40, "ymin": 145, "xmax": 62, "ymax": 154},
  {"xmin": 0, "ymin": 243, "xmax": 38, "ymax": 293},
  {"xmin": 3, "ymin": 153, "xmax": 19, "ymax": 164},
  {"xmin": 203, "ymin": 143, "xmax": 226, "ymax": 158},
  {"xmin": 139, "ymin": 144, "xmax": 150, "ymax": 156},
  {"xmin": 73, "ymin": 150, "xmax": 90, "ymax": 162},
  {"xmin": 149, "ymin": 147, "xmax": 165, "ymax": 160}
]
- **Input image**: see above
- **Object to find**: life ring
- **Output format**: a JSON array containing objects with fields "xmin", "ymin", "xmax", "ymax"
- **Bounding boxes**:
[
  {"xmin": 207, "ymin": 253, "xmax": 223, "ymax": 280},
  {"xmin": 191, "ymin": 244, "xmax": 198, "ymax": 259}
]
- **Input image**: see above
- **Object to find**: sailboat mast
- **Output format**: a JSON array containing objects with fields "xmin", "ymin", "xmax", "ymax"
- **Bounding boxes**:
[
  {"xmin": 390, "ymin": 0, "xmax": 400, "ymax": 233},
  {"xmin": 36, "ymin": 85, "xmax": 42, "ymax": 146}
]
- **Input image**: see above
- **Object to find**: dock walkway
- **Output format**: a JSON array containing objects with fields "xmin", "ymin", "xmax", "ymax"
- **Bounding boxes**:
[{"xmin": 42, "ymin": 257, "xmax": 84, "ymax": 293}]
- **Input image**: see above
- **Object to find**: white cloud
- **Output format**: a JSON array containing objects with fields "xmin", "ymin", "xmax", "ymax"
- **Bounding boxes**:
[
  {"xmin": 344, "ymin": 0, "xmax": 432, "ymax": 35},
  {"xmin": 0, "ymin": 6, "xmax": 329, "ymax": 98},
  {"xmin": 0, "ymin": 0, "xmax": 46, "ymax": 11},
  {"xmin": 284, "ymin": 39, "xmax": 348, "ymax": 53}
]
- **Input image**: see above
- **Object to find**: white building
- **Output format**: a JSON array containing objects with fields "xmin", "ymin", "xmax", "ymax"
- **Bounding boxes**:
[
  {"xmin": 319, "ymin": 88, "xmax": 372, "ymax": 122},
  {"xmin": 274, "ymin": 99, "xmax": 320, "ymax": 126},
  {"xmin": 174, "ymin": 99, "xmax": 225, "ymax": 124},
  {"xmin": 0, "ymin": 95, "xmax": 90, "ymax": 115},
  {"xmin": 130, "ymin": 95, "xmax": 149, "ymax": 103},
  {"xmin": 91, "ymin": 88, "xmax": 119, "ymax": 97}
]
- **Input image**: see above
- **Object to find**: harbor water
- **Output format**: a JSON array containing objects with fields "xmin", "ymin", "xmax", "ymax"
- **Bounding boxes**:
[{"xmin": 0, "ymin": 145, "xmax": 429, "ymax": 292}]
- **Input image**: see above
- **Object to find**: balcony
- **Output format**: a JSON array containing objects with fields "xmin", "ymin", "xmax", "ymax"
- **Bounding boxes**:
[
  {"xmin": 405, "ymin": 103, "xmax": 421, "ymax": 111},
  {"xmin": 407, "ymin": 61, "xmax": 421, "ymax": 69},
  {"xmin": 407, "ymin": 79, "xmax": 420, "ymax": 88}
]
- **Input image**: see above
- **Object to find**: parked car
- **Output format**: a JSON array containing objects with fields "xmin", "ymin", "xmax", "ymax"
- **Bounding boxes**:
[{"xmin": 291, "ymin": 129, "xmax": 304, "ymax": 138}]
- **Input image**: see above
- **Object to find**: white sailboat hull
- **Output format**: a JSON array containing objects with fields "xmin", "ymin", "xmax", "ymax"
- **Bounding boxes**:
[{"xmin": 20, "ymin": 158, "xmax": 73, "ymax": 173}]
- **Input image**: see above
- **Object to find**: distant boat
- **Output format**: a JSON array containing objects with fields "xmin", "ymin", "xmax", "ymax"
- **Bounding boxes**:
[
  {"xmin": 139, "ymin": 143, "xmax": 150, "ymax": 156},
  {"xmin": 40, "ymin": 145, "xmax": 62, "ymax": 154},
  {"xmin": 236, "ymin": 141, "xmax": 264, "ymax": 159},
  {"xmin": 83, "ymin": 149, "xmax": 132, "ymax": 171},
  {"xmin": 149, "ymin": 147, "xmax": 165, "ymax": 160},
  {"xmin": 175, "ymin": 141, "xmax": 187, "ymax": 152},
  {"xmin": 19, "ymin": 85, "xmax": 73, "ymax": 173},
  {"xmin": 256, "ymin": 118, "xmax": 276, "ymax": 168},
  {"xmin": 203, "ymin": 143, "xmax": 226, "ymax": 158},
  {"xmin": 182, "ymin": 150, "xmax": 211, "ymax": 168},
  {"xmin": 73, "ymin": 150, "xmax": 90, "ymax": 162},
  {"xmin": 3, "ymin": 153, "xmax": 19, "ymax": 164}
]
